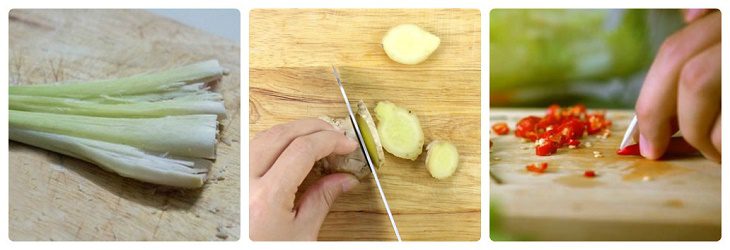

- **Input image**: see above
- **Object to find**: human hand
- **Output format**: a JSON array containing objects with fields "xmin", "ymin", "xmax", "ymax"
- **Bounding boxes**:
[
  {"xmin": 249, "ymin": 118, "xmax": 361, "ymax": 240},
  {"xmin": 635, "ymin": 10, "xmax": 720, "ymax": 162}
]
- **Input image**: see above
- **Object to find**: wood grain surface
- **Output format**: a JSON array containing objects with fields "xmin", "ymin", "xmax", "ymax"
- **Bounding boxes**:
[
  {"xmin": 250, "ymin": 9, "xmax": 481, "ymax": 241},
  {"xmin": 8, "ymin": 10, "xmax": 240, "ymax": 241},
  {"xmin": 490, "ymin": 109, "xmax": 720, "ymax": 241}
]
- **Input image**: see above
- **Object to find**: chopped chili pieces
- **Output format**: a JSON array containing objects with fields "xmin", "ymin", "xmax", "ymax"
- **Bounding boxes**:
[
  {"xmin": 492, "ymin": 122, "xmax": 510, "ymax": 135},
  {"xmin": 526, "ymin": 162, "xmax": 548, "ymax": 173},
  {"xmin": 535, "ymin": 139, "xmax": 557, "ymax": 156},
  {"xmin": 617, "ymin": 143, "xmax": 641, "ymax": 156},
  {"xmin": 515, "ymin": 104, "xmax": 612, "ymax": 156},
  {"xmin": 584, "ymin": 170, "xmax": 596, "ymax": 177},
  {"xmin": 515, "ymin": 116, "xmax": 541, "ymax": 141}
]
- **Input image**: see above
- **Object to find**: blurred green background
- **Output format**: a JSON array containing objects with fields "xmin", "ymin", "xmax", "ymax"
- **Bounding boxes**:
[{"xmin": 490, "ymin": 9, "xmax": 684, "ymax": 108}]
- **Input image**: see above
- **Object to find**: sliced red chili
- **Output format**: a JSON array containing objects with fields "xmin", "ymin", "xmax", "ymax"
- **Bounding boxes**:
[
  {"xmin": 617, "ymin": 143, "xmax": 641, "ymax": 155},
  {"xmin": 535, "ymin": 116, "xmax": 555, "ymax": 133},
  {"xmin": 586, "ymin": 112, "xmax": 611, "ymax": 135},
  {"xmin": 584, "ymin": 170, "xmax": 596, "ymax": 177},
  {"xmin": 535, "ymin": 139, "xmax": 558, "ymax": 156},
  {"xmin": 492, "ymin": 122, "xmax": 510, "ymax": 135},
  {"xmin": 515, "ymin": 116, "xmax": 541, "ymax": 141},
  {"xmin": 541, "ymin": 129, "xmax": 564, "ymax": 146},
  {"xmin": 559, "ymin": 119, "xmax": 585, "ymax": 140},
  {"xmin": 514, "ymin": 104, "xmax": 611, "ymax": 156},
  {"xmin": 546, "ymin": 104, "xmax": 561, "ymax": 118},
  {"xmin": 571, "ymin": 103, "xmax": 586, "ymax": 117},
  {"xmin": 526, "ymin": 162, "xmax": 548, "ymax": 173}
]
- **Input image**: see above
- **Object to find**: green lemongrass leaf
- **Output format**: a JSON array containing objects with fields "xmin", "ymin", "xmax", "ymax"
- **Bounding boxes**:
[
  {"xmin": 10, "ymin": 95, "xmax": 226, "ymax": 118},
  {"xmin": 9, "ymin": 60, "xmax": 225, "ymax": 98},
  {"xmin": 10, "ymin": 110, "xmax": 218, "ymax": 159},
  {"xmin": 10, "ymin": 128, "xmax": 210, "ymax": 188}
]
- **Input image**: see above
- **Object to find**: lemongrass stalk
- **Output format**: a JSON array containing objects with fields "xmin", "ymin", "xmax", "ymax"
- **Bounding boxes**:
[
  {"xmin": 10, "ymin": 128, "xmax": 210, "ymax": 188},
  {"xmin": 10, "ymin": 110, "xmax": 218, "ymax": 159},
  {"xmin": 10, "ymin": 95, "xmax": 226, "ymax": 118},
  {"xmin": 89, "ymin": 84, "xmax": 223, "ymax": 104},
  {"xmin": 9, "ymin": 60, "xmax": 226, "ymax": 99}
]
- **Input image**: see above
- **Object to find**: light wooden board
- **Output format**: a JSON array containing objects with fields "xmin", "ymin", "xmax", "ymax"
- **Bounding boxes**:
[
  {"xmin": 8, "ymin": 10, "xmax": 240, "ymax": 241},
  {"xmin": 250, "ymin": 9, "xmax": 481, "ymax": 241},
  {"xmin": 490, "ymin": 109, "xmax": 720, "ymax": 241}
]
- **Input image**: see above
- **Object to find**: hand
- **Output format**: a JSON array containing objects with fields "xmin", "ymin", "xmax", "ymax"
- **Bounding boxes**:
[
  {"xmin": 635, "ymin": 10, "xmax": 721, "ymax": 163},
  {"xmin": 249, "ymin": 118, "xmax": 361, "ymax": 240}
]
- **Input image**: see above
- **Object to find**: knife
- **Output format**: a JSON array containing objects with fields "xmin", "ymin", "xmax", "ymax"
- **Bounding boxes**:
[
  {"xmin": 619, "ymin": 114, "xmax": 638, "ymax": 150},
  {"xmin": 332, "ymin": 66, "xmax": 402, "ymax": 242}
]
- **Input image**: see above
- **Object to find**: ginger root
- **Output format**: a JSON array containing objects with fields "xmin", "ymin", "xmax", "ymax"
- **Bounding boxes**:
[
  {"xmin": 425, "ymin": 140, "xmax": 460, "ymax": 179},
  {"xmin": 374, "ymin": 101, "xmax": 424, "ymax": 160},
  {"xmin": 382, "ymin": 24, "xmax": 440, "ymax": 65},
  {"xmin": 315, "ymin": 101, "xmax": 384, "ymax": 179},
  {"xmin": 355, "ymin": 100, "xmax": 385, "ymax": 169}
]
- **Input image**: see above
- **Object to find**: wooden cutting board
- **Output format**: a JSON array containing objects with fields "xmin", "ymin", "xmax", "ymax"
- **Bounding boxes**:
[
  {"xmin": 490, "ymin": 109, "xmax": 720, "ymax": 241},
  {"xmin": 250, "ymin": 9, "xmax": 481, "ymax": 241},
  {"xmin": 8, "ymin": 10, "xmax": 240, "ymax": 240}
]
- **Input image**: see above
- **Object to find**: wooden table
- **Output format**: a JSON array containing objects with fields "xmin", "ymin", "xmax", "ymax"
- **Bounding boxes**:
[
  {"xmin": 250, "ymin": 9, "xmax": 481, "ymax": 241},
  {"xmin": 490, "ymin": 109, "xmax": 720, "ymax": 241},
  {"xmin": 9, "ymin": 10, "xmax": 240, "ymax": 240}
]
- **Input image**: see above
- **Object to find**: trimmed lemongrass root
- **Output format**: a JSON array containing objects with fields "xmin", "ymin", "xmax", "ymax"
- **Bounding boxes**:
[
  {"xmin": 10, "ymin": 110, "xmax": 218, "ymax": 159},
  {"xmin": 374, "ymin": 101, "xmax": 424, "ymax": 160},
  {"xmin": 9, "ymin": 60, "xmax": 226, "ymax": 99},
  {"xmin": 10, "ymin": 128, "xmax": 210, "ymax": 188},
  {"xmin": 425, "ymin": 140, "xmax": 460, "ymax": 180},
  {"xmin": 10, "ymin": 94, "xmax": 226, "ymax": 118}
]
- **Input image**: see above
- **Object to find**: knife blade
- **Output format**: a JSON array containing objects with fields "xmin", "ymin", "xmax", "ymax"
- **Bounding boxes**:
[
  {"xmin": 619, "ymin": 114, "xmax": 638, "ymax": 150},
  {"xmin": 332, "ymin": 66, "xmax": 402, "ymax": 242}
]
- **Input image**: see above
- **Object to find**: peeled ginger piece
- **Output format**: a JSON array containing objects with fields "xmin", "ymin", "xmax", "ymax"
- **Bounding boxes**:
[
  {"xmin": 355, "ymin": 100, "xmax": 385, "ymax": 169},
  {"xmin": 382, "ymin": 24, "xmax": 440, "ymax": 65},
  {"xmin": 374, "ymin": 101, "xmax": 424, "ymax": 160},
  {"xmin": 426, "ymin": 140, "xmax": 460, "ymax": 179}
]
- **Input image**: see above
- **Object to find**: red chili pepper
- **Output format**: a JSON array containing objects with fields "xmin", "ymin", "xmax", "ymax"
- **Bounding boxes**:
[
  {"xmin": 571, "ymin": 104, "xmax": 586, "ymax": 117},
  {"xmin": 492, "ymin": 122, "xmax": 510, "ymax": 135},
  {"xmin": 535, "ymin": 116, "xmax": 554, "ymax": 133},
  {"xmin": 586, "ymin": 112, "xmax": 612, "ymax": 135},
  {"xmin": 584, "ymin": 170, "xmax": 596, "ymax": 177},
  {"xmin": 535, "ymin": 139, "xmax": 557, "ymax": 156},
  {"xmin": 515, "ymin": 116, "xmax": 541, "ymax": 140},
  {"xmin": 567, "ymin": 138, "xmax": 580, "ymax": 147},
  {"xmin": 617, "ymin": 143, "xmax": 641, "ymax": 155},
  {"xmin": 540, "ymin": 129, "xmax": 560, "ymax": 144},
  {"xmin": 526, "ymin": 162, "xmax": 548, "ymax": 173},
  {"xmin": 559, "ymin": 119, "xmax": 585, "ymax": 140}
]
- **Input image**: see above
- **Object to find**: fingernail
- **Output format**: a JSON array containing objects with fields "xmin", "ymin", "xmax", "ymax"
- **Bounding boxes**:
[
  {"xmin": 342, "ymin": 177, "xmax": 359, "ymax": 192},
  {"xmin": 685, "ymin": 9, "xmax": 703, "ymax": 22},
  {"xmin": 346, "ymin": 135, "xmax": 359, "ymax": 147},
  {"xmin": 639, "ymin": 134, "xmax": 654, "ymax": 159}
]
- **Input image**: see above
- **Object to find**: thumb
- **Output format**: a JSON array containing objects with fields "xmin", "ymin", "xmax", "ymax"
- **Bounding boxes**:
[{"xmin": 294, "ymin": 173, "xmax": 359, "ymax": 230}]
